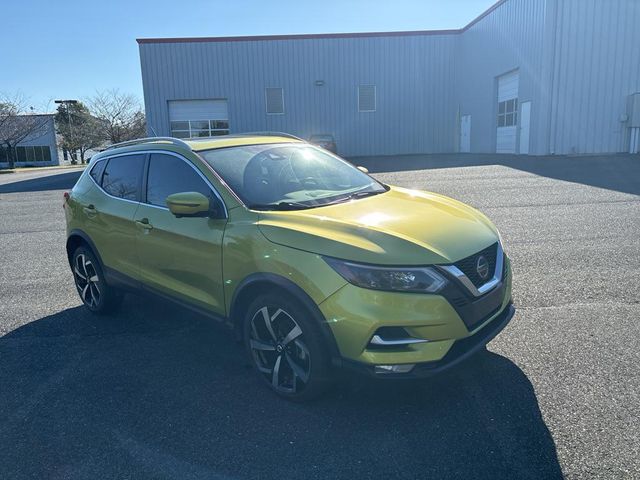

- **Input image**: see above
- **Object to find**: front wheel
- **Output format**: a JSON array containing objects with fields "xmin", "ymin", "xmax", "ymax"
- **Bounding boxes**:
[
  {"xmin": 243, "ymin": 293, "xmax": 332, "ymax": 401},
  {"xmin": 71, "ymin": 246, "xmax": 122, "ymax": 314}
]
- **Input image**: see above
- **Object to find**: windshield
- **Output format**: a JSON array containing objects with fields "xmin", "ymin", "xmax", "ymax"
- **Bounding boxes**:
[{"xmin": 199, "ymin": 143, "xmax": 386, "ymax": 210}]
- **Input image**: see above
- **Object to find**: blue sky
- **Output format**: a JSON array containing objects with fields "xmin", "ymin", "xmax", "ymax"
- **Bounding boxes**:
[{"xmin": 1, "ymin": 0, "xmax": 495, "ymax": 111}]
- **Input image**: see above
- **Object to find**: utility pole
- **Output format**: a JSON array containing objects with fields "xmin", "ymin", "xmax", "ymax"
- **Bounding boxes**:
[{"xmin": 54, "ymin": 99, "xmax": 78, "ymax": 163}]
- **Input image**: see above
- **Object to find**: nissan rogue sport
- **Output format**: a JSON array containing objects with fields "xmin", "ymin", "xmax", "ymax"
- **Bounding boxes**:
[{"xmin": 64, "ymin": 134, "xmax": 514, "ymax": 400}]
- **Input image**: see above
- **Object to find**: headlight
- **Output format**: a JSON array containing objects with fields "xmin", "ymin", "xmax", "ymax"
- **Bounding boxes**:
[{"xmin": 323, "ymin": 257, "xmax": 447, "ymax": 293}]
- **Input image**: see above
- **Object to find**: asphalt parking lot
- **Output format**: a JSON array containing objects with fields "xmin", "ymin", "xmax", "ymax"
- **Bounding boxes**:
[{"xmin": 1, "ymin": 154, "xmax": 639, "ymax": 479}]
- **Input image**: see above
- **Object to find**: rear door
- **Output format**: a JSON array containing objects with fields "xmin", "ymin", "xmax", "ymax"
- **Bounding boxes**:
[
  {"xmin": 135, "ymin": 152, "xmax": 227, "ymax": 315},
  {"xmin": 82, "ymin": 153, "xmax": 145, "ymax": 279}
]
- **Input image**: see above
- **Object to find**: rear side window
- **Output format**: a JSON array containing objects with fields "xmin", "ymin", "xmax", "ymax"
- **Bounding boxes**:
[
  {"xmin": 89, "ymin": 160, "xmax": 106, "ymax": 184},
  {"xmin": 146, "ymin": 153, "xmax": 214, "ymax": 208},
  {"xmin": 102, "ymin": 154, "xmax": 145, "ymax": 201}
]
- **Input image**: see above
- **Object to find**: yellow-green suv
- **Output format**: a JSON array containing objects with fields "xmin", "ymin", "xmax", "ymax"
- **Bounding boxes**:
[{"xmin": 65, "ymin": 134, "xmax": 513, "ymax": 400}]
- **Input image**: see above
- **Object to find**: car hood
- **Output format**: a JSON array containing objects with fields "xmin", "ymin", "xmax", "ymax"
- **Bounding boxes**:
[{"xmin": 257, "ymin": 186, "xmax": 500, "ymax": 265}]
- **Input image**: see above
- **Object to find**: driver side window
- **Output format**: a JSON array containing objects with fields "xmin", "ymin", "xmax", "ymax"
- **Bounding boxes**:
[{"xmin": 146, "ymin": 153, "xmax": 220, "ymax": 211}]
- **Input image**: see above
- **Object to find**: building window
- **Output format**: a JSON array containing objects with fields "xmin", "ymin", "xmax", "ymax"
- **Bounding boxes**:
[
  {"xmin": 358, "ymin": 85, "xmax": 376, "ymax": 112},
  {"xmin": 10, "ymin": 146, "xmax": 52, "ymax": 162},
  {"xmin": 497, "ymin": 98, "xmax": 518, "ymax": 127},
  {"xmin": 265, "ymin": 88, "xmax": 284, "ymax": 115},
  {"xmin": 170, "ymin": 120, "xmax": 230, "ymax": 139}
]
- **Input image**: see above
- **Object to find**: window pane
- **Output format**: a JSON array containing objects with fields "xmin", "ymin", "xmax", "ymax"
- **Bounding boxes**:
[
  {"xmin": 212, "ymin": 120, "xmax": 229, "ymax": 129},
  {"xmin": 146, "ymin": 153, "xmax": 214, "ymax": 208},
  {"xmin": 211, "ymin": 130, "xmax": 229, "ymax": 136},
  {"xmin": 25, "ymin": 146, "xmax": 34, "ymax": 162},
  {"xmin": 513, "ymin": 112, "xmax": 518, "ymax": 126},
  {"xmin": 190, "ymin": 120, "xmax": 209, "ymax": 130},
  {"xmin": 191, "ymin": 129, "xmax": 211, "ymax": 137},
  {"xmin": 498, "ymin": 101, "xmax": 506, "ymax": 114},
  {"xmin": 90, "ymin": 160, "xmax": 107, "ymax": 184},
  {"xmin": 42, "ymin": 146, "xmax": 51, "ymax": 161},
  {"xmin": 0, "ymin": 147, "xmax": 6, "ymax": 162},
  {"xmin": 514, "ymin": 98, "xmax": 518, "ymax": 111},
  {"xmin": 170, "ymin": 121, "xmax": 189, "ymax": 130},
  {"xmin": 497, "ymin": 115, "xmax": 506, "ymax": 127},
  {"xmin": 505, "ymin": 113, "xmax": 514, "ymax": 126},
  {"xmin": 266, "ymin": 88, "xmax": 284, "ymax": 114},
  {"xmin": 17, "ymin": 147, "xmax": 26, "ymax": 162},
  {"xmin": 171, "ymin": 130, "xmax": 190, "ymax": 139},
  {"xmin": 102, "ymin": 154, "xmax": 145, "ymax": 201}
]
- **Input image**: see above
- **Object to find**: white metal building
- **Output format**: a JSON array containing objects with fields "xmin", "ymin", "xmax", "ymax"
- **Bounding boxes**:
[
  {"xmin": 0, "ymin": 114, "xmax": 60, "ymax": 168},
  {"xmin": 138, "ymin": 0, "xmax": 640, "ymax": 157}
]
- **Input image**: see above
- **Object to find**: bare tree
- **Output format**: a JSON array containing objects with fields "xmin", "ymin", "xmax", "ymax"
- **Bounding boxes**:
[
  {"xmin": 0, "ymin": 93, "xmax": 51, "ymax": 169},
  {"xmin": 87, "ymin": 90, "xmax": 146, "ymax": 144},
  {"xmin": 55, "ymin": 101, "xmax": 105, "ymax": 164}
]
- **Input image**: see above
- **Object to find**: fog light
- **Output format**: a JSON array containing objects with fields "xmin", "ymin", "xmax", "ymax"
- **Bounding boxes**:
[{"xmin": 374, "ymin": 364, "xmax": 415, "ymax": 374}]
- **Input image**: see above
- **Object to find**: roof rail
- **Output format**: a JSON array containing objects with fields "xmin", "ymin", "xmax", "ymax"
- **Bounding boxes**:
[
  {"xmin": 103, "ymin": 137, "xmax": 192, "ymax": 151},
  {"xmin": 233, "ymin": 131, "xmax": 305, "ymax": 141}
]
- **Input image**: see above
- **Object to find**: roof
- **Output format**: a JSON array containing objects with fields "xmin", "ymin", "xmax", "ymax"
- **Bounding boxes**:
[
  {"xmin": 137, "ymin": 0, "xmax": 507, "ymax": 45},
  {"xmin": 186, "ymin": 135, "xmax": 301, "ymax": 151}
]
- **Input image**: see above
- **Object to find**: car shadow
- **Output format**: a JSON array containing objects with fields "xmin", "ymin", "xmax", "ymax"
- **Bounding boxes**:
[
  {"xmin": 0, "ymin": 170, "xmax": 83, "ymax": 193},
  {"xmin": 0, "ymin": 297, "xmax": 563, "ymax": 479},
  {"xmin": 351, "ymin": 153, "xmax": 640, "ymax": 196}
]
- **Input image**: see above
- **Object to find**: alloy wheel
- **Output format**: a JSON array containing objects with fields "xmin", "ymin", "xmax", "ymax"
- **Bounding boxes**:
[
  {"xmin": 249, "ymin": 306, "xmax": 311, "ymax": 394},
  {"xmin": 73, "ymin": 253, "xmax": 101, "ymax": 308}
]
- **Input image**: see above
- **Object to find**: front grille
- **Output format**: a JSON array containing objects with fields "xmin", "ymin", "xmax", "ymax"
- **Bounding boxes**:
[{"xmin": 454, "ymin": 243, "xmax": 498, "ymax": 288}]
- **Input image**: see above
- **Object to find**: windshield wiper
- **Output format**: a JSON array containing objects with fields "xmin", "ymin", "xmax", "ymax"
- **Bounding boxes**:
[
  {"xmin": 325, "ymin": 189, "xmax": 385, "ymax": 205},
  {"xmin": 248, "ymin": 201, "xmax": 315, "ymax": 211}
]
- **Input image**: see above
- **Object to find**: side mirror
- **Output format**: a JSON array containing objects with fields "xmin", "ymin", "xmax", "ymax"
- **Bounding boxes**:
[
  {"xmin": 356, "ymin": 166, "xmax": 369, "ymax": 174},
  {"xmin": 166, "ymin": 192, "xmax": 210, "ymax": 218}
]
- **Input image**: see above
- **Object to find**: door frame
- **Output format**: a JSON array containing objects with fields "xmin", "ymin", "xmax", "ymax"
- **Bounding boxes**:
[
  {"xmin": 519, "ymin": 101, "xmax": 531, "ymax": 155},
  {"xmin": 460, "ymin": 114, "xmax": 471, "ymax": 153}
]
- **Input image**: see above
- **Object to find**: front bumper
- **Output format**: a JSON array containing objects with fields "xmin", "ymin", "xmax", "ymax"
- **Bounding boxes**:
[
  {"xmin": 318, "ymin": 258, "xmax": 513, "ymax": 373},
  {"xmin": 342, "ymin": 303, "xmax": 515, "ymax": 378}
]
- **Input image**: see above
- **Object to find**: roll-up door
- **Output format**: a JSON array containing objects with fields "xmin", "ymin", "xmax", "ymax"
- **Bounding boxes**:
[{"xmin": 168, "ymin": 99, "xmax": 229, "ymax": 138}]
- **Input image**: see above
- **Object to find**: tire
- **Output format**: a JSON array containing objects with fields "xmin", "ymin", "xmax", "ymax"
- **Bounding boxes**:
[
  {"xmin": 71, "ymin": 246, "xmax": 123, "ymax": 315},
  {"xmin": 243, "ymin": 292, "xmax": 332, "ymax": 401}
]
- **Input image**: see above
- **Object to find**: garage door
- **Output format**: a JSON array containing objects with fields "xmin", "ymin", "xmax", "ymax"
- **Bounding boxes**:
[
  {"xmin": 168, "ymin": 99, "xmax": 229, "ymax": 138},
  {"xmin": 496, "ymin": 71, "xmax": 519, "ymax": 153}
]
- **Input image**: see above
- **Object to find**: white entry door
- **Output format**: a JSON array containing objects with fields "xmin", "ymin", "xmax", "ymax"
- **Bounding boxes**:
[
  {"xmin": 519, "ymin": 101, "xmax": 531, "ymax": 154},
  {"xmin": 460, "ymin": 115, "xmax": 471, "ymax": 153},
  {"xmin": 496, "ymin": 70, "xmax": 519, "ymax": 153}
]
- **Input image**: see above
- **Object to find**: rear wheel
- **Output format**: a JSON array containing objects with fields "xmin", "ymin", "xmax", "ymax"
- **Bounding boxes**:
[
  {"xmin": 243, "ymin": 292, "xmax": 331, "ymax": 401},
  {"xmin": 71, "ymin": 246, "xmax": 122, "ymax": 314}
]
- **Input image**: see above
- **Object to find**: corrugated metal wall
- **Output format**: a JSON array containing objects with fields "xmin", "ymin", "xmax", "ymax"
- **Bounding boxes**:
[
  {"xmin": 548, "ymin": 0, "xmax": 640, "ymax": 154},
  {"xmin": 455, "ymin": 0, "xmax": 548, "ymax": 154},
  {"xmin": 140, "ymin": 35, "xmax": 457, "ymax": 157},
  {"xmin": 139, "ymin": 0, "xmax": 640, "ymax": 156}
]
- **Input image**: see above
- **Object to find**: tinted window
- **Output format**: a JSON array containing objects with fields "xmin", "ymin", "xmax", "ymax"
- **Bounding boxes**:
[
  {"xmin": 146, "ymin": 153, "xmax": 214, "ymax": 208},
  {"xmin": 102, "ymin": 154, "xmax": 145, "ymax": 201},
  {"xmin": 89, "ymin": 160, "xmax": 106, "ymax": 184}
]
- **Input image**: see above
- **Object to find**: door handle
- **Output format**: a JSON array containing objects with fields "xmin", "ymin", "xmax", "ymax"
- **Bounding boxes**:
[
  {"xmin": 135, "ymin": 218, "xmax": 153, "ymax": 230},
  {"xmin": 83, "ymin": 204, "xmax": 97, "ymax": 217}
]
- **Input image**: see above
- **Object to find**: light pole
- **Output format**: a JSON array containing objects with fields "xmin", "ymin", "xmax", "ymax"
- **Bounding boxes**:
[{"xmin": 54, "ymin": 99, "xmax": 78, "ymax": 163}]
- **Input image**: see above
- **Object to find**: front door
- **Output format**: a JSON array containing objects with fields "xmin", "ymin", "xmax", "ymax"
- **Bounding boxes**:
[{"xmin": 135, "ymin": 152, "xmax": 227, "ymax": 315}]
